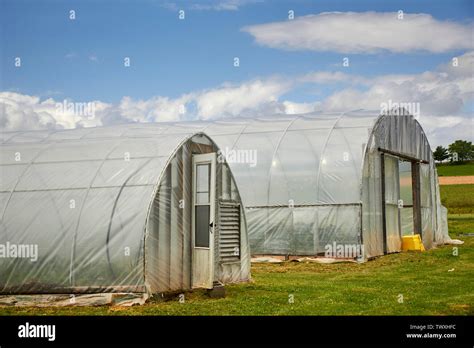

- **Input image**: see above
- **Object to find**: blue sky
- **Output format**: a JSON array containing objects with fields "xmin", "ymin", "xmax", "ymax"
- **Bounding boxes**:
[
  {"xmin": 0, "ymin": 0, "xmax": 473, "ymax": 146},
  {"xmin": 1, "ymin": 0, "xmax": 472, "ymax": 101}
]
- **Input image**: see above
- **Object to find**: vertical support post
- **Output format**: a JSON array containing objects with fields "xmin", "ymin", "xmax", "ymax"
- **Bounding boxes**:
[
  {"xmin": 158, "ymin": 165, "xmax": 171, "ymax": 291},
  {"xmin": 166, "ymin": 165, "xmax": 172, "ymax": 288},
  {"xmin": 380, "ymin": 153, "xmax": 387, "ymax": 254},
  {"xmin": 182, "ymin": 145, "xmax": 191, "ymax": 289},
  {"xmin": 170, "ymin": 151, "xmax": 181, "ymax": 290},
  {"xmin": 412, "ymin": 162, "xmax": 422, "ymax": 237},
  {"xmin": 395, "ymin": 159, "xmax": 402, "ymax": 239}
]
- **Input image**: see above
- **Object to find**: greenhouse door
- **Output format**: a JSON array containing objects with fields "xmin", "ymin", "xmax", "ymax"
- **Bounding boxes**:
[
  {"xmin": 191, "ymin": 153, "xmax": 216, "ymax": 289},
  {"xmin": 397, "ymin": 160, "xmax": 422, "ymax": 238},
  {"xmin": 381, "ymin": 150, "xmax": 424, "ymax": 254},
  {"xmin": 382, "ymin": 154, "xmax": 402, "ymax": 254}
]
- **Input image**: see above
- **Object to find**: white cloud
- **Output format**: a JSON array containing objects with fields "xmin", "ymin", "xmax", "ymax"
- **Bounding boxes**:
[
  {"xmin": 421, "ymin": 116, "xmax": 473, "ymax": 146},
  {"xmin": 242, "ymin": 12, "xmax": 473, "ymax": 53},
  {"xmin": 319, "ymin": 51, "xmax": 474, "ymax": 116},
  {"xmin": 282, "ymin": 100, "xmax": 320, "ymax": 114},
  {"xmin": 1, "ymin": 53, "xmax": 472, "ymax": 146},
  {"xmin": 299, "ymin": 71, "xmax": 370, "ymax": 86},
  {"xmin": 314, "ymin": 51, "xmax": 474, "ymax": 145},
  {"xmin": 0, "ymin": 78, "xmax": 289, "ymax": 129},
  {"xmin": 195, "ymin": 79, "xmax": 291, "ymax": 119},
  {"xmin": 116, "ymin": 95, "xmax": 193, "ymax": 123},
  {"xmin": 0, "ymin": 92, "xmax": 109, "ymax": 130}
]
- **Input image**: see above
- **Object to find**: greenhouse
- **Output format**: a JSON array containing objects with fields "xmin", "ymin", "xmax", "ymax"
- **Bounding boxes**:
[
  {"xmin": 0, "ymin": 129, "xmax": 251, "ymax": 298},
  {"xmin": 0, "ymin": 109, "xmax": 452, "ymax": 300},
  {"xmin": 168, "ymin": 110, "xmax": 451, "ymax": 259},
  {"xmin": 143, "ymin": 110, "xmax": 450, "ymax": 259}
]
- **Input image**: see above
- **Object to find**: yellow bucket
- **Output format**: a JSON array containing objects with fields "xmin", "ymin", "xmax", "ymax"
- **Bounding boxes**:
[{"xmin": 402, "ymin": 234, "xmax": 425, "ymax": 251}]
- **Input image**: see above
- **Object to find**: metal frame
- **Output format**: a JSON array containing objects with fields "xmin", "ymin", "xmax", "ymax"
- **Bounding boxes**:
[
  {"xmin": 381, "ymin": 149, "xmax": 424, "ymax": 254},
  {"xmin": 380, "ymin": 153, "xmax": 388, "ymax": 254},
  {"xmin": 378, "ymin": 147, "xmax": 429, "ymax": 164},
  {"xmin": 246, "ymin": 203, "xmax": 362, "ymax": 209},
  {"xmin": 411, "ymin": 162, "xmax": 422, "ymax": 237}
]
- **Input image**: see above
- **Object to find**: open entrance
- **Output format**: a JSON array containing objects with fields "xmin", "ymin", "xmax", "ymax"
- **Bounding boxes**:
[{"xmin": 381, "ymin": 151, "xmax": 423, "ymax": 254}]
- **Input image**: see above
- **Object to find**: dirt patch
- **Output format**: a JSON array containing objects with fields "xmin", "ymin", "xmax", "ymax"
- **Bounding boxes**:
[{"xmin": 438, "ymin": 176, "xmax": 474, "ymax": 185}]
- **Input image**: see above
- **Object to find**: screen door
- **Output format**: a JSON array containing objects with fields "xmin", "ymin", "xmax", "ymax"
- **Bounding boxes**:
[{"xmin": 191, "ymin": 153, "xmax": 216, "ymax": 289}]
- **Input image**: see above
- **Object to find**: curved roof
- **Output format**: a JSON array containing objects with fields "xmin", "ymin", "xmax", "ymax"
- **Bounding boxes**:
[
  {"xmin": 193, "ymin": 110, "xmax": 433, "ymax": 207},
  {"xmin": 195, "ymin": 111, "xmax": 383, "ymax": 206},
  {"xmin": 1, "ymin": 110, "xmax": 442, "ymax": 260},
  {"xmin": 2, "ymin": 110, "xmax": 434, "ymax": 211},
  {"xmin": 0, "ymin": 128, "xmax": 212, "ymax": 291}
]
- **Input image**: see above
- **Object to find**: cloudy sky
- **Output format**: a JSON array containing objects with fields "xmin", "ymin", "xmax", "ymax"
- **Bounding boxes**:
[{"xmin": 0, "ymin": 0, "xmax": 473, "ymax": 146}]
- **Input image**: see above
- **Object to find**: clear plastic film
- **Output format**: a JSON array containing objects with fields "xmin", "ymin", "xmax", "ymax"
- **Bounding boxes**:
[
  {"xmin": 0, "ymin": 128, "xmax": 250, "ymax": 294},
  {"xmin": 384, "ymin": 155, "xmax": 402, "ymax": 253},
  {"xmin": 144, "ymin": 137, "xmax": 250, "ymax": 293},
  {"xmin": 362, "ymin": 111, "xmax": 449, "ymax": 257},
  {"xmin": 204, "ymin": 111, "xmax": 447, "ymax": 258},
  {"xmin": 1, "ymin": 111, "xmax": 450, "ymax": 271}
]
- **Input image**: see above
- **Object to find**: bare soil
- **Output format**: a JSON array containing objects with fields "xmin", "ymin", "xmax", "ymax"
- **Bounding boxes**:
[{"xmin": 438, "ymin": 176, "xmax": 474, "ymax": 185}]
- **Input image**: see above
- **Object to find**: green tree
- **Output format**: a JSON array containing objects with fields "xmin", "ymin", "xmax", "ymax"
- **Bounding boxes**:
[
  {"xmin": 448, "ymin": 140, "xmax": 474, "ymax": 162},
  {"xmin": 433, "ymin": 146, "xmax": 449, "ymax": 162}
]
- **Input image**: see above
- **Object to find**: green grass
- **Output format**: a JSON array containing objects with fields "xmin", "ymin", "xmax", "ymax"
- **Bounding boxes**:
[
  {"xmin": 436, "ymin": 162, "xmax": 474, "ymax": 176},
  {"xmin": 1, "ymin": 181, "xmax": 473, "ymax": 316},
  {"xmin": 1, "ymin": 235, "xmax": 472, "ymax": 316},
  {"xmin": 440, "ymin": 184, "xmax": 474, "ymax": 214},
  {"xmin": 446, "ymin": 214, "xmax": 474, "ymax": 237}
]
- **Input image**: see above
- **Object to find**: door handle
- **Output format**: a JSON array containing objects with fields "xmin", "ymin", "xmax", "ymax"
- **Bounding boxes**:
[{"xmin": 209, "ymin": 221, "xmax": 214, "ymax": 234}]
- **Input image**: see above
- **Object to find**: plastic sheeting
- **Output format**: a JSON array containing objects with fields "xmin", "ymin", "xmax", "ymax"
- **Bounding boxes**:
[
  {"xmin": 362, "ymin": 112, "xmax": 449, "ymax": 257},
  {"xmin": 202, "ymin": 113, "xmax": 372, "ymax": 256},
  {"xmin": 206, "ymin": 112, "xmax": 447, "ymax": 258},
  {"xmin": 384, "ymin": 155, "xmax": 402, "ymax": 253},
  {"xmin": 399, "ymin": 161, "xmax": 414, "ymax": 236},
  {"xmin": 0, "ymin": 128, "xmax": 250, "ymax": 294},
  {"xmin": 145, "ymin": 137, "xmax": 250, "ymax": 293},
  {"xmin": 1, "ymin": 110, "xmax": 451, "ymax": 264},
  {"xmin": 202, "ymin": 111, "xmax": 448, "ymax": 258}
]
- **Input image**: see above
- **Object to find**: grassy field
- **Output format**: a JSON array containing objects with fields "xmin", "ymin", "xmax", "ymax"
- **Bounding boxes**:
[
  {"xmin": 1, "ymin": 237, "xmax": 472, "ymax": 316},
  {"xmin": 436, "ymin": 162, "xmax": 474, "ymax": 176},
  {"xmin": 440, "ymin": 184, "xmax": 474, "ymax": 214},
  {"xmin": 447, "ymin": 214, "xmax": 474, "ymax": 237},
  {"xmin": 1, "ymin": 182, "xmax": 473, "ymax": 316}
]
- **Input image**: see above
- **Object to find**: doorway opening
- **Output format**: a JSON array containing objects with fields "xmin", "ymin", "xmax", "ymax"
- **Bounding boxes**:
[{"xmin": 381, "ymin": 151, "xmax": 422, "ymax": 254}]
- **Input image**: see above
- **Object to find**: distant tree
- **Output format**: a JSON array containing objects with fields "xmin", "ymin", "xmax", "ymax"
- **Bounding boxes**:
[
  {"xmin": 448, "ymin": 140, "xmax": 474, "ymax": 162},
  {"xmin": 433, "ymin": 146, "xmax": 449, "ymax": 162}
]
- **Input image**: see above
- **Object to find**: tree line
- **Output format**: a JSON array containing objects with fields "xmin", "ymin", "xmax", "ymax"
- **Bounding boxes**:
[{"xmin": 433, "ymin": 140, "xmax": 474, "ymax": 163}]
